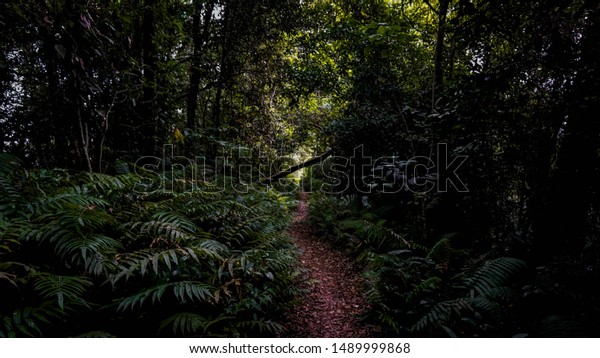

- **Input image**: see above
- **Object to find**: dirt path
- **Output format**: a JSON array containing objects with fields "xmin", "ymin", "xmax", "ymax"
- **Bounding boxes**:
[{"xmin": 284, "ymin": 193, "xmax": 372, "ymax": 338}]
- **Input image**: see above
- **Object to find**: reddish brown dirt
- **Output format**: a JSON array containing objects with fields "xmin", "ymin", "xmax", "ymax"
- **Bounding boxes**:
[{"xmin": 284, "ymin": 193, "xmax": 372, "ymax": 338}]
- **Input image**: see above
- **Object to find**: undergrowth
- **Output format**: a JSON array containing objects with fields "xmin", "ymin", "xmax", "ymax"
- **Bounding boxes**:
[
  {"xmin": 307, "ymin": 191, "xmax": 599, "ymax": 337},
  {"xmin": 0, "ymin": 153, "xmax": 300, "ymax": 337}
]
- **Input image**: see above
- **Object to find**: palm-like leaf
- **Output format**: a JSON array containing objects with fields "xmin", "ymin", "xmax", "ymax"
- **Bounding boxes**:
[
  {"xmin": 115, "ymin": 281, "xmax": 215, "ymax": 311},
  {"xmin": 0, "ymin": 304, "xmax": 62, "ymax": 338},
  {"xmin": 159, "ymin": 312, "xmax": 233, "ymax": 337},
  {"xmin": 411, "ymin": 257, "xmax": 526, "ymax": 335},
  {"xmin": 33, "ymin": 273, "xmax": 92, "ymax": 311},
  {"xmin": 464, "ymin": 257, "xmax": 526, "ymax": 296},
  {"xmin": 111, "ymin": 242, "xmax": 227, "ymax": 283},
  {"xmin": 1, "ymin": 158, "xmax": 298, "ymax": 337}
]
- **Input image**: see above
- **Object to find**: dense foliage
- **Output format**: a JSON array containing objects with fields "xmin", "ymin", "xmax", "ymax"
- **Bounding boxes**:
[
  {"xmin": 2, "ymin": 0, "xmax": 599, "ymax": 337},
  {"xmin": 0, "ymin": 153, "xmax": 299, "ymax": 337},
  {"xmin": 299, "ymin": 0, "xmax": 600, "ymax": 337},
  {"xmin": 307, "ymin": 192, "xmax": 597, "ymax": 337}
]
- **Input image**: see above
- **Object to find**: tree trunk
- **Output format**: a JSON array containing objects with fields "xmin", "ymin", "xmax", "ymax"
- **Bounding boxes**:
[
  {"xmin": 212, "ymin": 0, "xmax": 234, "ymax": 131},
  {"xmin": 431, "ymin": 0, "xmax": 450, "ymax": 109},
  {"xmin": 186, "ymin": 0, "xmax": 215, "ymax": 133},
  {"xmin": 41, "ymin": 33, "xmax": 62, "ymax": 167},
  {"xmin": 140, "ymin": 0, "xmax": 157, "ymax": 156},
  {"xmin": 534, "ymin": 9, "xmax": 600, "ymax": 261}
]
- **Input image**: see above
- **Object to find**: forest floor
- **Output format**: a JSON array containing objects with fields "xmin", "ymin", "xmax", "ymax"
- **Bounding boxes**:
[{"xmin": 284, "ymin": 193, "xmax": 373, "ymax": 337}]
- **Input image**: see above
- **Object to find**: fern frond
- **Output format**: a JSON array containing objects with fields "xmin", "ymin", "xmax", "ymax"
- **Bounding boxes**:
[
  {"xmin": 465, "ymin": 257, "xmax": 526, "ymax": 296},
  {"xmin": 538, "ymin": 315, "xmax": 585, "ymax": 337},
  {"xmin": 0, "ymin": 153, "xmax": 22, "ymax": 177},
  {"xmin": 376, "ymin": 310, "xmax": 402, "ymax": 334},
  {"xmin": 0, "ymin": 161, "xmax": 24, "ymax": 215},
  {"xmin": 24, "ymin": 219, "xmax": 119, "ymax": 267},
  {"xmin": 339, "ymin": 218, "xmax": 391, "ymax": 249},
  {"xmin": 0, "ymin": 221, "xmax": 20, "ymax": 253},
  {"xmin": 32, "ymin": 273, "xmax": 92, "ymax": 311},
  {"xmin": 427, "ymin": 237, "xmax": 452, "ymax": 265},
  {"xmin": 159, "ymin": 312, "xmax": 209, "ymax": 336},
  {"xmin": 412, "ymin": 298, "xmax": 473, "ymax": 333},
  {"xmin": 406, "ymin": 276, "xmax": 442, "ymax": 303},
  {"xmin": 171, "ymin": 281, "xmax": 215, "ymax": 304},
  {"xmin": 220, "ymin": 217, "xmax": 278, "ymax": 246},
  {"xmin": 470, "ymin": 296, "xmax": 502, "ymax": 321},
  {"xmin": 116, "ymin": 285, "xmax": 168, "ymax": 311},
  {"xmin": 126, "ymin": 211, "xmax": 213, "ymax": 245},
  {"xmin": 152, "ymin": 211, "xmax": 197, "ymax": 233},
  {"xmin": 0, "ymin": 304, "xmax": 62, "ymax": 337},
  {"xmin": 0, "ymin": 176, "xmax": 21, "ymax": 201},
  {"xmin": 159, "ymin": 313, "xmax": 233, "ymax": 336},
  {"xmin": 236, "ymin": 317, "xmax": 286, "ymax": 336},
  {"xmin": 57, "ymin": 234, "xmax": 121, "ymax": 263},
  {"xmin": 196, "ymin": 239, "xmax": 229, "ymax": 258},
  {"xmin": 116, "ymin": 281, "xmax": 215, "ymax": 311},
  {"xmin": 76, "ymin": 172, "xmax": 130, "ymax": 193},
  {"xmin": 31, "ymin": 193, "xmax": 109, "ymax": 214},
  {"xmin": 112, "ymin": 242, "xmax": 226, "ymax": 283}
]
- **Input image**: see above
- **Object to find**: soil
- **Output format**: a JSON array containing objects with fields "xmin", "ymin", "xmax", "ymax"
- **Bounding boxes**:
[{"xmin": 284, "ymin": 192, "xmax": 372, "ymax": 338}]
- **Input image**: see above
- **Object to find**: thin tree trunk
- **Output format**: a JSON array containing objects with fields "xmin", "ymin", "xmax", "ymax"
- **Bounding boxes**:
[
  {"xmin": 186, "ymin": 0, "xmax": 215, "ymax": 132},
  {"xmin": 41, "ymin": 34, "xmax": 62, "ymax": 167},
  {"xmin": 141, "ymin": 0, "xmax": 157, "ymax": 155},
  {"xmin": 77, "ymin": 105, "xmax": 93, "ymax": 173},
  {"xmin": 212, "ymin": 1, "xmax": 232, "ymax": 130},
  {"xmin": 431, "ymin": 0, "xmax": 450, "ymax": 109},
  {"xmin": 433, "ymin": 0, "xmax": 449, "ymax": 89}
]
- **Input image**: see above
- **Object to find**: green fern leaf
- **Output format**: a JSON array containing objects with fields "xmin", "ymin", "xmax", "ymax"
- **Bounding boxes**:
[
  {"xmin": 33, "ymin": 273, "xmax": 92, "ymax": 311},
  {"xmin": 0, "ymin": 302, "xmax": 64, "ymax": 338},
  {"xmin": 160, "ymin": 312, "xmax": 208, "ymax": 336},
  {"xmin": 465, "ymin": 257, "xmax": 526, "ymax": 296}
]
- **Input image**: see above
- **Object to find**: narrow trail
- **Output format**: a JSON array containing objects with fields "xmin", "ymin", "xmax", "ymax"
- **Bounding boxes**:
[{"xmin": 285, "ymin": 193, "xmax": 372, "ymax": 338}]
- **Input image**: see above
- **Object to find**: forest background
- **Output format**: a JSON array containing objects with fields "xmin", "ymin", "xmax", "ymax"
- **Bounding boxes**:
[{"xmin": 1, "ymin": 0, "xmax": 599, "ymax": 337}]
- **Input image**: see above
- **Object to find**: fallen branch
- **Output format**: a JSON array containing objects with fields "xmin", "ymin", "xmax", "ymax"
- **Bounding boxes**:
[{"xmin": 262, "ymin": 149, "xmax": 334, "ymax": 184}]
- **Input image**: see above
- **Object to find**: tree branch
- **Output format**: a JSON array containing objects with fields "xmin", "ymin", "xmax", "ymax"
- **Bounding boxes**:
[
  {"xmin": 261, "ymin": 149, "xmax": 334, "ymax": 184},
  {"xmin": 423, "ymin": 0, "xmax": 439, "ymax": 15}
]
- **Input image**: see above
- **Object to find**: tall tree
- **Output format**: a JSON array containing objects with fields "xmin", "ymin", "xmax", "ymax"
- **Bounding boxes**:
[
  {"xmin": 535, "ymin": 2, "xmax": 600, "ymax": 259},
  {"xmin": 139, "ymin": 0, "xmax": 158, "ymax": 156},
  {"xmin": 427, "ymin": 0, "xmax": 450, "ymax": 90},
  {"xmin": 186, "ymin": 0, "xmax": 215, "ymax": 135}
]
